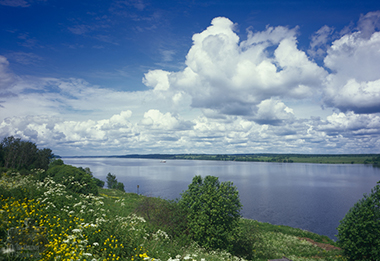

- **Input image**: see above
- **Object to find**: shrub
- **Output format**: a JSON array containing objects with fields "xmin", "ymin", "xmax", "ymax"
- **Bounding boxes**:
[
  {"xmin": 48, "ymin": 158, "xmax": 64, "ymax": 168},
  {"xmin": 230, "ymin": 220, "xmax": 260, "ymax": 259},
  {"xmin": 179, "ymin": 175, "xmax": 242, "ymax": 250},
  {"xmin": 93, "ymin": 177, "xmax": 105, "ymax": 188},
  {"xmin": 337, "ymin": 181, "xmax": 380, "ymax": 260},
  {"xmin": 45, "ymin": 164, "xmax": 99, "ymax": 195}
]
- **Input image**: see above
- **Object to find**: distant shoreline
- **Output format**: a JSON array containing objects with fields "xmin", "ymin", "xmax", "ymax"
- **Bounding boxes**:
[{"xmin": 61, "ymin": 153, "xmax": 380, "ymax": 165}]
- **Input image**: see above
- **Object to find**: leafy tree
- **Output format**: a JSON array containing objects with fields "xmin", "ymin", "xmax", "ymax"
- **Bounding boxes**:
[
  {"xmin": 35, "ymin": 148, "xmax": 53, "ymax": 170},
  {"xmin": 106, "ymin": 173, "xmax": 118, "ymax": 189},
  {"xmin": 106, "ymin": 172, "xmax": 125, "ymax": 192},
  {"xmin": 93, "ymin": 177, "xmax": 105, "ymax": 188},
  {"xmin": 0, "ymin": 136, "xmax": 53, "ymax": 171},
  {"xmin": 337, "ymin": 181, "xmax": 380, "ymax": 260},
  {"xmin": 179, "ymin": 175, "xmax": 242, "ymax": 250},
  {"xmin": 115, "ymin": 181, "xmax": 125, "ymax": 192},
  {"xmin": 49, "ymin": 158, "xmax": 64, "ymax": 168}
]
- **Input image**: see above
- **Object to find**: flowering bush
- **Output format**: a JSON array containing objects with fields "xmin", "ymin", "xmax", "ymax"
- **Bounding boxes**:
[{"xmin": 44, "ymin": 164, "xmax": 99, "ymax": 195}]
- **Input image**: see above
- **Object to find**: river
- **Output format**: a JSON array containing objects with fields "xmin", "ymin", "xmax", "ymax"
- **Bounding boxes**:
[{"xmin": 62, "ymin": 157, "xmax": 380, "ymax": 240}]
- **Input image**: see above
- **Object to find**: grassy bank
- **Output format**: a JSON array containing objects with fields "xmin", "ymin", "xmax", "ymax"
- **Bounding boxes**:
[
  {"xmin": 100, "ymin": 188, "xmax": 346, "ymax": 261},
  {"xmin": 0, "ymin": 171, "xmax": 346, "ymax": 261}
]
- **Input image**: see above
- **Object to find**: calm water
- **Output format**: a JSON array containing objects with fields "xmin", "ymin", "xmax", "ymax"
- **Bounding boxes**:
[{"xmin": 62, "ymin": 157, "xmax": 380, "ymax": 240}]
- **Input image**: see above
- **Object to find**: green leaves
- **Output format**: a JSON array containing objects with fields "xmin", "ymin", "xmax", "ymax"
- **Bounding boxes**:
[
  {"xmin": 45, "ymin": 164, "xmax": 99, "ymax": 195},
  {"xmin": 337, "ymin": 182, "xmax": 380, "ymax": 260},
  {"xmin": 179, "ymin": 175, "xmax": 242, "ymax": 250},
  {"xmin": 106, "ymin": 173, "xmax": 125, "ymax": 192}
]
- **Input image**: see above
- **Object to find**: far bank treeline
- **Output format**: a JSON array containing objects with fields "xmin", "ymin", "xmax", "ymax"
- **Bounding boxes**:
[{"xmin": 107, "ymin": 153, "xmax": 380, "ymax": 165}]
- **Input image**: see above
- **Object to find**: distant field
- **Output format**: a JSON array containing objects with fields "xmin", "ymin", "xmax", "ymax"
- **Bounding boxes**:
[{"xmin": 113, "ymin": 153, "xmax": 380, "ymax": 165}]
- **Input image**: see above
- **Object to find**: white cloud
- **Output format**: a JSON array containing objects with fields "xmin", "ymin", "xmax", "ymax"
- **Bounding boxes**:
[
  {"xmin": 319, "ymin": 111, "xmax": 380, "ymax": 135},
  {"xmin": 143, "ymin": 69, "xmax": 170, "ymax": 91},
  {"xmin": 357, "ymin": 11, "xmax": 380, "ymax": 39},
  {"xmin": 143, "ymin": 17, "xmax": 327, "ymax": 117},
  {"xmin": 308, "ymin": 25, "xmax": 335, "ymax": 57},
  {"xmin": 140, "ymin": 109, "xmax": 194, "ymax": 130},
  {"xmin": 253, "ymin": 99, "xmax": 295, "ymax": 125},
  {"xmin": 1, "ymin": 15, "xmax": 380, "ymax": 155},
  {"xmin": 323, "ymin": 25, "xmax": 380, "ymax": 113}
]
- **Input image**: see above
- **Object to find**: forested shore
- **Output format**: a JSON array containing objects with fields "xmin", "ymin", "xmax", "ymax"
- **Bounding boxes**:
[{"xmin": 68, "ymin": 153, "xmax": 380, "ymax": 165}]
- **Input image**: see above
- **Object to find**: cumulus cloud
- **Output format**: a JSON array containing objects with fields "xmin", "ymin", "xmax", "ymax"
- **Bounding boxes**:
[
  {"xmin": 140, "ymin": 109, "xmax": 194, "ymax": 130},
  {"xmin": 143, "ymin": 70, "xmax": 170, "ymax": 91},
  {"xmin": 323, "ymin": 11, "xmax": 380, "ymax": 113},
  {"xmin": 1, "ymin": 15, "xmax": 380, "ymax": 155},
  {"xmin": 143, "ymin": 17, "xmax": 327, "ymax": 118},
  {"xmin": 252, "ymin": 99, "xmax": 295, "ymax": 125},
  {"xmin": 318, "ymin": 111, "xmax": 380, "ymax": 135}
]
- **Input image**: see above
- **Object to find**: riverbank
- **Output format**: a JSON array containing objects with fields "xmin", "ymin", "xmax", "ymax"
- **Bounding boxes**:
[
  {"xmin": 67, "ymin": 153, "xmax": 380, "ymax": 165},
  {"xmin": 0, "ymin": 170, "xmax": 347, "ymax": 261},
  {"xmin": 101, "ymin": 188, "xmax": 346, "ymax": 261}
]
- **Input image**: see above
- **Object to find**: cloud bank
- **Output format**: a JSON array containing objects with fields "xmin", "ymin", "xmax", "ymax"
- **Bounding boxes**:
[{"xmin": 1, "ymin": 14, "xmax": 380, "ymax": 155}]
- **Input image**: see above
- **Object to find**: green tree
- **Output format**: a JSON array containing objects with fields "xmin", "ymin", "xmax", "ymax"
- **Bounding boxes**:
[
  {"xmin": 337, "ymin": 181, "xmax": 380, "ymax": 260},
  {"xmin": 49, "ymin": 158, "xmax": 64, "ymax": 168},
  {"xmin": 93, "ymin": 177, "xmax": 105, "ymax": 188},
  {"xmin": 115, "ymin": 182, "xmax": 125, "ymax": 192},
  {"xmin": 106, "ymin": 172, "xmax": 125, "ymax": 192},
  {"xmin": 0, "ymin": 136, "xmax": 53, "ymax": 170},
  {"xmin": 179, "ymin": 175, "xmax": 242, "ymax": 250},
  {"xmin": 106, "ymin": 173, "xmax": 118, "ymax": 189}
]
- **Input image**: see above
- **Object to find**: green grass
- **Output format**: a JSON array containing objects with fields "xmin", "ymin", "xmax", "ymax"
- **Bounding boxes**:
[
  {"xmin": 0, "ymin": 171, "xmax": 347, "ymax": 261},
  {"xmin": 99, "ymin": 188, "xmax": 143, "ymax": 217},
  {"xmin": 98, "ymin": 188, "xmax": 347, "ymax": 261}
]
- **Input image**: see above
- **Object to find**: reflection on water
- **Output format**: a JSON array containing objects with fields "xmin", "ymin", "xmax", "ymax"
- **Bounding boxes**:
[{"xmin": 63, "ymin": 157, "xmax": 380, "ymax": 240}]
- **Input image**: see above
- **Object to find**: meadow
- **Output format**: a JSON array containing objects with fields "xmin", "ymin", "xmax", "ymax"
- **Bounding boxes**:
[{"xmin": 0, "ymin": 169, "xmax": 347, "ymax": 261}]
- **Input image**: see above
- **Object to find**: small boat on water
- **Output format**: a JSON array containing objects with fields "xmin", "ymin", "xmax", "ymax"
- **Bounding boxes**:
[{"xmin": 160, "ymin": 160, "xmax": 166, "ymax": 163}]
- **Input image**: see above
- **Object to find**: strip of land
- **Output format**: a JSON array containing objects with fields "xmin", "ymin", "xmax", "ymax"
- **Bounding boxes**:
[{"xmin": 70, "ymin": 153, "xmax": 380, "ymax": 165}]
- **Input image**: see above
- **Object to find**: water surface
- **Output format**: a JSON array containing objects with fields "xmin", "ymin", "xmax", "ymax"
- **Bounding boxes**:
[{"xmin": 63, "ymin": 157, "xmax": 380, "ymax": 240}]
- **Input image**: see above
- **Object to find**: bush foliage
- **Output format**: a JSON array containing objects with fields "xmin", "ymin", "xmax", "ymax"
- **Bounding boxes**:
[
  {"xmin": 44, "ymin": 164, "xmax": 99, "ymax": 195},
  {"xmin": 337, "ymin": 181, "xmax": 380, "ymax": 260},
  {"xmin": 179, "ymin": 175, "xmax": 242, "ymax": 250},
  {"xmin": 106, "ymin": 172, "xmax": 125, "ymax": 192}
]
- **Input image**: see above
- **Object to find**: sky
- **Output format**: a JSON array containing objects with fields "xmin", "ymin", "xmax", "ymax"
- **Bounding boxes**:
[{"xmin": 1, "ymin": 0, "xmax": 380, "ymax": 156}]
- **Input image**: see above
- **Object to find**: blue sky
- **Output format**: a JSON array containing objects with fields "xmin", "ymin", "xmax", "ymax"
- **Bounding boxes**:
[{"xmin": 1, "ymin": 0, "xmax": 380, "ymax": 156}]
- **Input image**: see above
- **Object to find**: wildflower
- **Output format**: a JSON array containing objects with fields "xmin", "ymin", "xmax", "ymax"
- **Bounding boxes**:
[{"xmin": 2, "ymin": 247, "xmax": 15, "ymax": 254}]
